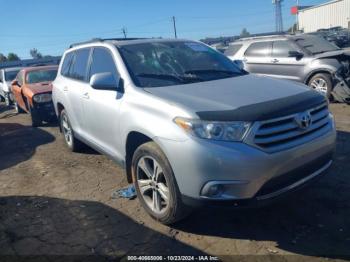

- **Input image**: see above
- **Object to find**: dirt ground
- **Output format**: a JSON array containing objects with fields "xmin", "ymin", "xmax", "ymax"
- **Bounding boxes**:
[{"xmin": 0, "ymin": 102, "xmax": 349, "ymax": 261}]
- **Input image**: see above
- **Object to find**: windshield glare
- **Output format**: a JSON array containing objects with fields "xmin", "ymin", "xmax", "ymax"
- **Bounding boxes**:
[
  {"xmin": 118, "ymin": 41, "xmax": 245, "ymax": 87},
  {"xmin": 293, "ymin": 35, "xmax": 340, "ymax": 54},
  {"xmin": 5, "ymin": 70, "xmax": 20, "ymax": 81},
  {"xmin": 26, "ymin": 69, "xmax": 57, "ymax": 84}
]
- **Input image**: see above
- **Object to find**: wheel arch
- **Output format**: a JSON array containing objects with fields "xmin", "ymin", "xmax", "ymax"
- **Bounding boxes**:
[
  {"xmin": 304, "ymin": 69, "xmax": 333, "ymax": 86},
  {"xmin": 125, "ymin": 131, "xmax": 153, "ymax": 183}
]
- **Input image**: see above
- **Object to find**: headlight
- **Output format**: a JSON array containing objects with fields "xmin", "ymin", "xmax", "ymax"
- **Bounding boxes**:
[
  {"xmin": 33, "ymin": 93, "xmax": 52, "ymax": 103},
  {"xmin": 174, "ymin": 117, "xmax": 251, "ymax": 142}
]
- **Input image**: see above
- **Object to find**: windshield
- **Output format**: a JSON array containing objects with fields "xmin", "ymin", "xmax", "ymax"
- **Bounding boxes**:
[
  {"xmin": 117, "ymin": 41, "xmax": 245, "ymax": 87},
  {"xmin": 5, "ymin": 70, "xmax": 20, "ymax": 81},
  {"xmin": 293, "ymin": 35, "xmax": 340, "ymax": 54},
  {"xmin": 26, "ymin": 69, "xmax": 57, "ymax": 84}
]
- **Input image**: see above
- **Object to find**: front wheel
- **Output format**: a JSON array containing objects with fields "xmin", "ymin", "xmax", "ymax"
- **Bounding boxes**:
[
  {"xmin": 308, "ymin": 73, "xmax": 333, "ymax": 98},
  {"xmin": 132, "ymin": 142, "xmax": 189, "ymax": 225},
  {"xmin": 27, "ymin": 101, "xmax": 42, "ymax": 127},
  {"xmin": 4, "ymin": 93, "xmax": 11, "ymax": 107}
]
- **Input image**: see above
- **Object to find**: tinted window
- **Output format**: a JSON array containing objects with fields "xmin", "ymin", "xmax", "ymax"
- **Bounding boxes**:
[
  {"xmin": 69, "ymin": 48, "xmax": 90, "ymax": 81},
  {"xmin": 5, "ymin": 70, "xmax": 20, "ymax": 81},
  {"xmin": 245, "ymin": 42, "xmax": 271, "ymax": 57},
  {"xmin": 89, "ymin": 48, "xmax": 118, "ymax": 80},
  {"xmin": 272, "ymin": 41, "xmax": 298, "ymax": 57},
  {"xmin": 61, "ymin": 52, "xmax": 74, "ymax": 77},
  {"xmin": 224, "ymin": 44, "xmax": 243, "ymax": 56}
]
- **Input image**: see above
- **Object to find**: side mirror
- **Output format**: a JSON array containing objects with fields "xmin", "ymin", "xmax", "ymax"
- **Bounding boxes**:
[
  {"xmin": 288, "ymin": 51, "xmax": 303, "ymax": 58},
  {"xmin": 233, "ymin": 60, "xmax": 244, "ymax": 70},
  {"xmin": 90, "ymin": 72, "xmax": 123, "ymax": 91},
  {"xmin": 11, "ymin": 80, "xmax": 19, "ymax": 86}
]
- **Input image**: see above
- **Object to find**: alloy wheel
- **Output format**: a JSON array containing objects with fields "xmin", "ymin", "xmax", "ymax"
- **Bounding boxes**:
[
  {"xmin": 310, "ymin": 77, "xmax": 328, "ymax": 95},
  {"xmin": 136, "ymin": 156, "xmax": 170, "ymax": 215},
  {"xmin": 61, "ymin": 114, "xmax": 73, "ymax": 147}
]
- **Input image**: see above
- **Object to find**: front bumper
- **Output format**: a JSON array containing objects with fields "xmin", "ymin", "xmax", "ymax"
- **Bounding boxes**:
[
  {"xmin": 154, "ymin": 124, "xmax": 336, "ymax": 205},
  {"xmin": 33, "ymin": 102, "xmax": 56, "ymax": 121}
]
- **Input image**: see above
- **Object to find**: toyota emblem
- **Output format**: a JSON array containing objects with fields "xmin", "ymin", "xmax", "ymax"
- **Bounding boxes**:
[{"xmin": 295, "ymin": 112, "xmax": 312, "ymax": 130}]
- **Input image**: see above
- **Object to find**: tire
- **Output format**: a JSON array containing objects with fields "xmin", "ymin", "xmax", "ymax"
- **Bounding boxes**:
[
  {"xmin": 60, "ymin": 109, "xmax": 83, "ymax": 152},
  {"xmin": 27, "ymin": 101, "xmax": 41, "ymax": 127},
  {"xmin": 14, "ymin": 101, "xmax": 25, "ymax": 114},
  {"xmin": 132, "ymin": 141, "xmax": 190, "ymax": 225},
  {"xmin": 308, "ymin": 73, "xmax": 333, "ymax": 98}
]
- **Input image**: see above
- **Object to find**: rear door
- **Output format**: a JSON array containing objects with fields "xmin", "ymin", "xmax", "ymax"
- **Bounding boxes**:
[
  {"xmin": 269, "ymin": 40, "xmax": 307, "ymax": 82},
  {"xmin": 243, "ymin": 41, "xmax": 273, "ymax": 75},
  {"xmin": 82, "ymin": 47, "xmax": 123, "ymax": 160},
  {"xmin": 63, "ymin": 48, "xmax": 91, "ymax": 136}
]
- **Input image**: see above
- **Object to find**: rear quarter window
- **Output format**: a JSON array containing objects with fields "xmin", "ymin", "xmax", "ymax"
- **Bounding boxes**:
[
  {"xmin": 224, "ymin": 44, "xmax": 243, "ymax": 56},
  {"xmin": 61, "ymin": 52, "xmax": 74, "ymax": 77}
]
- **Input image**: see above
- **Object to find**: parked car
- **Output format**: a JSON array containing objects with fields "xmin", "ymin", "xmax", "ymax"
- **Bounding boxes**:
[
  {"xmin": 53, "ymin": 38, "xmax": 336, "ymax": 224},
  {"xmin": 224, "ymin": 34, "xmax": 350, "ymax": 102},
  {"xmin": 0, "ymin": 67, "xmax": 23, "ymax": 106},
  {"xmin": 12, "ymin": 65, "xmax": 58, "ymax": 126}
]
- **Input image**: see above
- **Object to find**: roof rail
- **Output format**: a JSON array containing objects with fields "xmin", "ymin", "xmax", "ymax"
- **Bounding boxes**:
[
  {"xmin": 69, "ymin": 38, "xmax": 148, "ymax": 48},
  {"xmin": 236, "ymin": 33, "xmax": 288, "ymax": 42}
]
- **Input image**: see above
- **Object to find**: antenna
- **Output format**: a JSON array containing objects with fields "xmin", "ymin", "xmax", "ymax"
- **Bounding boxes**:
[{"xmin": 272, "ymin": 0, "xmax": 284, "ymax": 33}]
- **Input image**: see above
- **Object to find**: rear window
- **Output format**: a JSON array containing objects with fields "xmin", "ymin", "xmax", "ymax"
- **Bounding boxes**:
[
  {"xmin": 224, "ymin": 44, "xmax": 243, "ymax": 56},
  {"xmin": 68, "ymin": 48, "xmax": 91, "ymax": 81},
  {"xmin": 245, "ymin": 41, "xmax": 272, "ymax": 57}
]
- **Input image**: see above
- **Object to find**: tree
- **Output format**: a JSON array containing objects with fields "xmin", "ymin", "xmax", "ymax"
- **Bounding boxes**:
[
  {"xmin": 240, "ymin": 28, "xmax": 250, "ymax": 38},
  {"xmin": 30, "ymin": 48, "xmax": 43, "ymax": 59},
  {"xmin": 7, "ymin": 53, "xmax": 20, "ymax": 61},
  {"xmin": 0, "ymin": 53, "xmax": 7, "ymax": 62}
]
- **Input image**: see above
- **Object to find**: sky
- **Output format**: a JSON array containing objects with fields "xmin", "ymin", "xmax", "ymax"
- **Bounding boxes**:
[{"xmin": 0, "ymin": 0, "xmax": 327, "ymax": 59}]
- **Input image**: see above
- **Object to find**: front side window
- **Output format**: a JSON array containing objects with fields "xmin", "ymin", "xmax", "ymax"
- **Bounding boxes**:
[
  {"xmin": 224, "ymin": 44, "xmax": 243, "ymax": 56},
  {"xmin": 244, "ymin": 42, "xmax": 272, "ymax": 57},
  {"xmin": 26, "ymin": 69, "xmax": 58, "ymax": 84},
  {"xmin": 118, "ymin": 41, "xmax": 245, "ymax": 87},
  {"xmin": 272, "ymin": 41, "xmax": 299, "ymax": 57},
  {"xmin": 17, "ymin": 71, "xmax": 24, "ymax": 86},
  {"xmin": 69, "ymin": 48, "xmax": 91, "ymax": 81},
  {"xmin": 89, "ymin": 48, "xmax": 118, "ymax": 80}
]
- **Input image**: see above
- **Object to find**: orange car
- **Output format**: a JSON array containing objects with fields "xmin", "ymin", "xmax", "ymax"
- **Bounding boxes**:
[{"xmin": 11, "ymin": 65, "xmax": 58, "ymax": 126}]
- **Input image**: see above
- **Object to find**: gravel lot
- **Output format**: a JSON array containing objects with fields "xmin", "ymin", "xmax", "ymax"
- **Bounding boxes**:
[{"xmin": 0, "ymin": 102, "xmax": 349, "ymax": 261}]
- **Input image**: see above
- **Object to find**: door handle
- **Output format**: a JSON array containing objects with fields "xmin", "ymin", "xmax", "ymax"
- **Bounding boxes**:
[
  {"xmin": 83, "ymin": 92, "xmax": 90, "ymax": 99},
  {"xmin": 271, "ymin": 59, "xmax": 279, "ymax": 63},
  {"xmin": 63, "ymin": 86, "xmax": 68, "ymax": 92}
]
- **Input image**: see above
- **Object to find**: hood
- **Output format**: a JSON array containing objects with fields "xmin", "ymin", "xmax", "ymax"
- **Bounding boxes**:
[
  {"xmin": 144, "ymin": 75, "xmax": 326, "ymax": 121},
  {"xmin": 27, "ymin": 82, "xmax": 53, "ymax": 95},
  {"xmin": 314, "ymin": 50, "xmax": 350, "ymax": 59}
]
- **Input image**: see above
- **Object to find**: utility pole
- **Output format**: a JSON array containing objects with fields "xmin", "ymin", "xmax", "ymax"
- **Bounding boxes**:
[
  {"xmin": 122, "ymin": 27, "xmax": 127, "ymax": 38},
  {"xmin": 172, "ymin": 16, "xmax": 177, "ymax": 39},
  {"xmin": 296, "ymin": 0, "xmax": 299, "ymax": 32}
]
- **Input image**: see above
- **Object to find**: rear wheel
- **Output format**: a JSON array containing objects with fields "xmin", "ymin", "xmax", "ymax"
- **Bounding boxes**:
[
  {"xmin": 60, "ymin": 109, "xmax": 83, "ymax": 152},
  {"xmin": 308, "ymin": 73, "xmax": 333, "ymax": 98},
  {"xmin": 132, "ymin": 141, "xmax": 189, "ymax": 225}
]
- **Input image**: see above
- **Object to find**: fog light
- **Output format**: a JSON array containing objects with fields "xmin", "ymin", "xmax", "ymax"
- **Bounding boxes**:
[{"xmin": 207, "ymin": 184, "xmax": 223, "ymax": 197}]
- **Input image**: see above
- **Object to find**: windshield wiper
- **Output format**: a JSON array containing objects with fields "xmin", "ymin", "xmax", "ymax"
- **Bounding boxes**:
[
  {"xmin": 184, "ymin": 69, "xmax": 242, "ymax": 76},
  {"xmin": 135, "ymin": 73, "xmax": 184, "ymax": 83}
]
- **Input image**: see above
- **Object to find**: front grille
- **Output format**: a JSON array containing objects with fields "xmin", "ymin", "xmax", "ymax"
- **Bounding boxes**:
[{"xmin": 251, "ymin": 102, "xmax": 331, "ymax": 153}]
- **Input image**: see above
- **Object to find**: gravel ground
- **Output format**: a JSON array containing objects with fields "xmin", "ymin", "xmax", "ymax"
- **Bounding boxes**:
[{"xmin": 0, "ymin": 102, "xmax": 349, "ymax": 261}]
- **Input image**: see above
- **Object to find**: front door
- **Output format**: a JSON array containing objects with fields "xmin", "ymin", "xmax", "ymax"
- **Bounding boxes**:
[
  {"xmin": 12, "ymin": 71, "xmax": 26, "ymax": 111},
  {"xmin": 82, "ymin": 47, "xmax": 123, "ymax": 160}
]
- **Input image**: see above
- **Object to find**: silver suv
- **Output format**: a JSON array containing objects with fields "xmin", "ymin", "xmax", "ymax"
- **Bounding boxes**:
[
  {"xmin": 52, "ymin": 38, "xmax": 336, "ymax": 224},
  {"xmin": 225, "ymin": 34, "xmax": 350, "ymax": 100}
]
